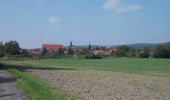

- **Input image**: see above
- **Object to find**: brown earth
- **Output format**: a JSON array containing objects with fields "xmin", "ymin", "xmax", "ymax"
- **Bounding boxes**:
[{"xmin": 27, "ymin": 69, "xmax": 170, "ymax": 100}]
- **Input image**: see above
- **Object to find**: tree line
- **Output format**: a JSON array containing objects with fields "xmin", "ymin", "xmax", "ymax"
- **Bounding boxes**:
[
  {"xmin": 114, "ymin": 42, "xmax": 170, "ymax": 58},
  {"xmin": 0, "ymin": 40, "xmax": 170, "ymax": 59},
  {"xmin": 0, "ymin": 41, "xmax": 21, "ymax": 57}
]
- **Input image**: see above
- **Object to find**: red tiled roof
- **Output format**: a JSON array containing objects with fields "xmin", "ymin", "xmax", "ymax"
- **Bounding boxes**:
[
  {"xmin": 28, "ymin": 50, "xmax": 41, "ymax": 55},
  {"xmin": 42, "ymin": 44, "xmax": 63, "ymax": 51}
]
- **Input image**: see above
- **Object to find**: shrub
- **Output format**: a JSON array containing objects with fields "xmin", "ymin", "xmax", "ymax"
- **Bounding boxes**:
[{"xmin": 85, "ymin": 54, "xmax": 102, "ymax": 59}]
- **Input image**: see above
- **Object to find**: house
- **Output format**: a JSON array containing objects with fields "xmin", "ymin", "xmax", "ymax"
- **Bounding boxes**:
[
  {"xmin": 42, "ymin": 44, "xmax": 64, "ymax": 52},
  {"xmin": 108, "ymin": 48, "xmax": 117, "ymax": 54},
  {"xmin": 28, "ymin": 50, "xmax": 41, "ymax": 56},
  {"xmin": 93, "ymin": 48, "xmax": 117, "ymax": 55},
  {"xmin": 94, "ymin": 50, "xmax": 105, "ymax": 55}
]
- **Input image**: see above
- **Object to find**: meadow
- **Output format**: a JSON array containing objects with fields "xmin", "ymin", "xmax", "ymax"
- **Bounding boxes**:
[
  {"xmin": 3, "ymin": 58, "xmax": 170, "ymax": 75},
  {"xmin": 1, "ymin": 58, "xmax": 170, "ymax": 100}
]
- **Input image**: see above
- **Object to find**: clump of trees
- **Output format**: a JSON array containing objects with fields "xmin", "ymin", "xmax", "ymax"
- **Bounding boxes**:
[
  {"xmin": 85, "ymin": 54, "xmax": 102, "ymax": 59},
  {"xmin": 114, "ymin": 45, "xmax": 130, "ymax": 57},
  {"xmin": 0, "ymin": 42, "xmax": 4, "ymax": 57},
  {"xmin": 114, "ymin": 42, "xmax": 170, "ymax": 58},
  {"xmin": 154, "ymin": 43, "xmax": 170, "ymax": 58},
  {"xmin": 0, "ymin": 41, "xmax": 21, "ymax": 57},
  {"xmin": 114, "ymin": 45, "xmax": 151, "ymax": 58}
]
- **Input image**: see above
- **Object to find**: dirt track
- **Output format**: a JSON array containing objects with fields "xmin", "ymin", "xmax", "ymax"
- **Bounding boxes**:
[
  {"xmin": 0, "ymin": 70, "xmax": 26, "ymax": 100},
  {"xmin": 27, "ymin": 69, "xmax": 170, "ymax": 100}
]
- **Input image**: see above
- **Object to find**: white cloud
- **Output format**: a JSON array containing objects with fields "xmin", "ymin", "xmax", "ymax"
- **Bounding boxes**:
[
  {"xmin": 103, "ymin": 0, "xmax": 142, "ymax": 14},
  {"xmin": 48, "ymin": 16, "xmax": 60, "ymax": 24}
]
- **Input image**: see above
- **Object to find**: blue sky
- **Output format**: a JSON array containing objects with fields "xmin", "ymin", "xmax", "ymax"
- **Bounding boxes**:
[{"xmin": 0, "ymin": 0, "xmax": 170, "ymax": 48}]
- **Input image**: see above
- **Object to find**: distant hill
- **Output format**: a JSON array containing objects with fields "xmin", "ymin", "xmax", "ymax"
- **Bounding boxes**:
[
  {"xmin": 111, "ymin": 43, "xmax": 157, "ymax": 48},
  {"xmin": 72, "ymin": 42, "xmax": 170, "ymax": 49}
]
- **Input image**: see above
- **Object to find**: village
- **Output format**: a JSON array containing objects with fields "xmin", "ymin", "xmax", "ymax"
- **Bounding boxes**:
[
  {"xmin": 0, "ymin": 0, "xmax": 170, "ymax": 99},
  {"xmin": 27, "ymin": 43, "xmax": 117, "ymax": 58}
]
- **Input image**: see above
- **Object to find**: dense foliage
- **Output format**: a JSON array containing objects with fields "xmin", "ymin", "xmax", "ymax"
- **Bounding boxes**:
[
  {"xmin": 0, "ymin": 41, "xmax": 21, "ymax": 56},
  {"xmin": 154, "ymin": 43, "xmax": 170, "ymax": 58}
]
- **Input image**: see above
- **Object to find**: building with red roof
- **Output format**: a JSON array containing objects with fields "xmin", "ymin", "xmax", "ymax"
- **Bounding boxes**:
[
  {"xmin": 42, "ymin": 44, "xmax": 64, "ymax": 52},
  {"xmin": 94, "ymin": 50, "xmax": 105, "ymax": 55},
  {"xmin": 28, "ymin": 50, "xmax": 41, "ymax": 56}
]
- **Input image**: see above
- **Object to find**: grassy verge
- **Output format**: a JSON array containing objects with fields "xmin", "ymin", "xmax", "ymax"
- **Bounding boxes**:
[{"xmin": 8, "ymin": 68, "xmax": 75, "ymax": 100}]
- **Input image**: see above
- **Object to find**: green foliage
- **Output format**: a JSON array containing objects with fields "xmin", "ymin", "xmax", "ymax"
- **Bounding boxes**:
[
  {"xmin": 95, "ymin": 46, "xmax": 100, "ymax": 50},
  {"xmin": 32, "ymin": 55, "xmax": 40, "ymax": 60},
  {"xmin": 127, "ymin": 48, "xmax": 136, "ymax": 57},
  {"xmin": 20, "ymin": 49, "xmax": 28, "ymax": 57},
  {"xmin": 139, "ymin": 47, "xmax": 150, "ymax": 58},
  {"xmin": 68, "ymin": 47, "xmax": 74, "ymax": 55},
  {"xmin": 154, "ymin": 43, "xmax": 170, "ymax": 58},
  {"xmin": 4, "ymin": 40, "xmax": 21, "ymax": 55},
  {"xmin": 56, "ymin": 48, "xmax": 64, "ymax": 57},
  {"xmin": 115, "ymin": 45, "xmax": 130, "ymax": 57},
  {"xmin": 0, "ymin": 41, "xmax": 4, "ymax": 57},
  {"xmin": 42, "ymin": 48, "xmax": 47, "ymax": 56},
  {"xmin": 85, "ymin": 54, "xmax": 102, "ymax": 59}
]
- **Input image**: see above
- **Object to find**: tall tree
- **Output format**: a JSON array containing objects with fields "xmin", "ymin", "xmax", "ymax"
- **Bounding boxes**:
[
  {"xmin": 0, "ymin": 41, "xmax": 4, "ymax": 57},
  {"xmin": 68, "ymin": 47, "xmax": 74, "ymax": 55},
  {"xmin": 154, "ymin": 43, "xmax": 170, "ymax": 58},
  {"xmin": 4, "ymin": 40, "xmax": 21, "ymax": 55},
  {"xmin": 95, "ymin": 46, "xmax": 100, "ymax": 50},
  {"xmin": 56, "ymin": 48, "xmax": 64, "ymax": 57},
  {"xmin": 140, "ymin": 47, "xmax": 149, "ymax": 58},
  {"xmin": 115, "ymin": 45, "xmax": 130, "ymax": 57}
]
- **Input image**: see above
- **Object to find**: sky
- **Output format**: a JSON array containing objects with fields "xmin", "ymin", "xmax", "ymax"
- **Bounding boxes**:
[{"xmin": 0, "ymin": 0, "xmax": 170, "ymax": 48}]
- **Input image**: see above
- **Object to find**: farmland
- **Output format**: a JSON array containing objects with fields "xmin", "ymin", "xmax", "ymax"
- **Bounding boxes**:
[
  {"xmin": 3, "ymin": 58, "xmax": 170, "ymax": 75},
  {"xmin": 1, "ymin": 58, "xmax": 170, "ymax": 100}
]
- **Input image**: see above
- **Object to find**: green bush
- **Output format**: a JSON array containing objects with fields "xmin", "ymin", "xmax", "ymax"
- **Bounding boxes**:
[{"xmin": 85, "ymin": 54, "xmax": 102, "ymax": 59}]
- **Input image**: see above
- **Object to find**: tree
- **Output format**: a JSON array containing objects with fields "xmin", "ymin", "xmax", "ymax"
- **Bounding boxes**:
[
  {"xmin": 4, "ymin": 40, "xmax": 21, "ymax": 55},
  {"xmin": 68, "ymin": 47, "xmax": 74, "ymax": 55},
  {"xmin": 42, "ymin": 48, "xmax": 47, "ymax": 56},
  {"xmin": 56, "ymin": 48, "xmax": 64, "ymax": 57},
  {"xmin": 0, "ymin": 41, "xmax": 4, "ymax": 57},
  {"xmin": 20, "ymin": 49, "xmax": 28, "ymax": 57},
  {"xmin": 128, "ymin": 48, "xmax": 136, "ymax": 57},
  {"xmin": 140, "ymin": 47, "xmax": 149, "ymax": 58},
  {"xmin": 164, "ymin": 42, "xmax": 170, "ymax": 57},
  {"xmin": 100, "ymin": 46, "xmax": 106, "ymax": 50},
  {"xmin": 95, "ymin": 46, "xmax": 100, "ymax": 50},
  {"xmin": 135, "ymin": 48, "xmax": 142, "ymax": 57},
  {"xmin": 154, "ymin": 43, "xmax": 170, "ymax": 58},
  {"xmin": 115, "ymin": 45, "xmax": 130, "ymax": 57}
]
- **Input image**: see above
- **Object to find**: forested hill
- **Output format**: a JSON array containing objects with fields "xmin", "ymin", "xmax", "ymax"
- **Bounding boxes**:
[{"xmin": 111, "ymin": 43, "xmax": 158, "ymax": 48}]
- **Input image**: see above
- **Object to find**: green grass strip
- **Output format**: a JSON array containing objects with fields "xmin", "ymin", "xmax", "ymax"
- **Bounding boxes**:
[{"xmin": 8, "ymin": 68, "xmax": 75, "ymax": 100}]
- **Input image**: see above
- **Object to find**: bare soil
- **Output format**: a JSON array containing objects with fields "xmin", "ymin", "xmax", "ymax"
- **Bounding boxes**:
[{"xmin": 27, "ymin": 69, "xmax": 170, "ymax": 100}]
